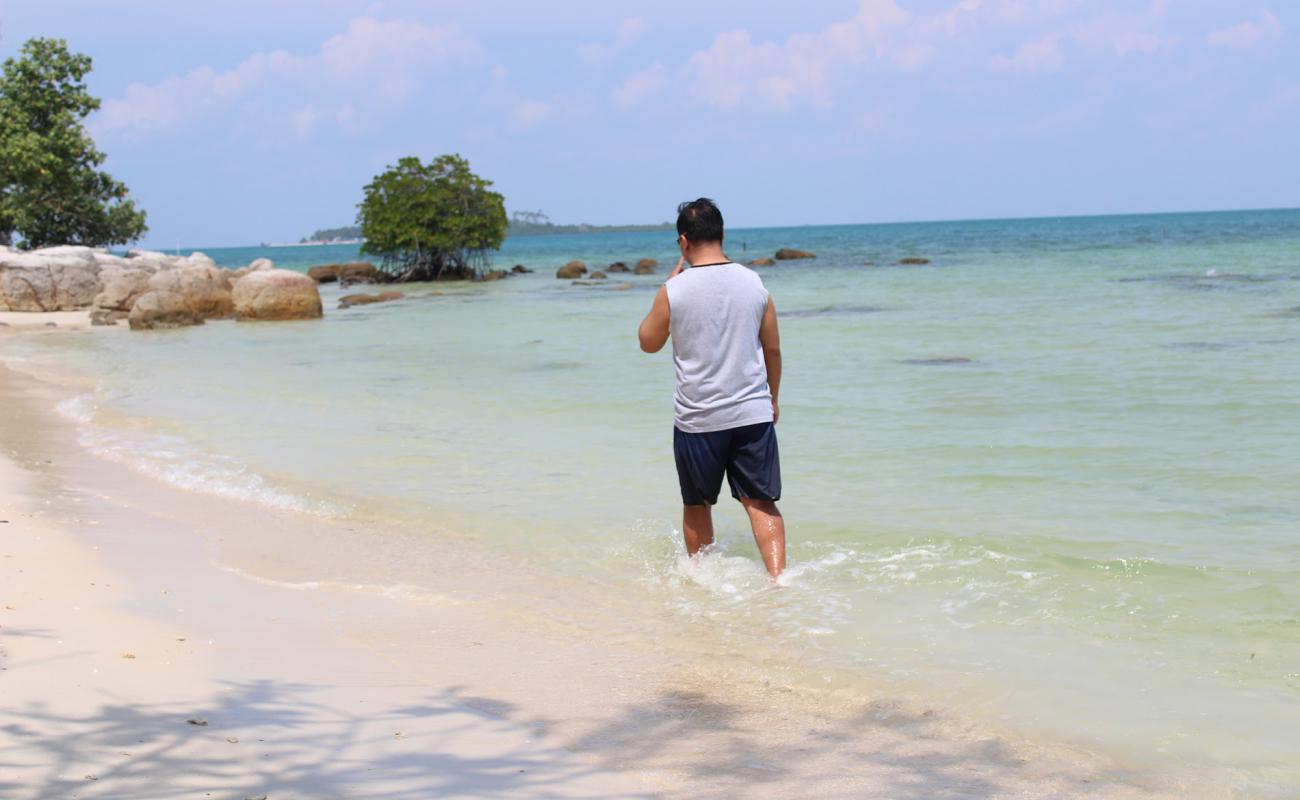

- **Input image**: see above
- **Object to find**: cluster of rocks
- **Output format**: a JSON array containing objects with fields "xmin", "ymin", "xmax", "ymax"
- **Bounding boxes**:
[
  {"xmin": 556, "ymin": 258, "xmax": 658, "ymax": 280},
  {"xmin": 0, "ymin": 245, "xmax": 322, "ymax": 329}
]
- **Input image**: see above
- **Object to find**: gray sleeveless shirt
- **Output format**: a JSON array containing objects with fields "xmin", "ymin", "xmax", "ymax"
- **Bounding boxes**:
[{"xmin": 664, "ymin": 262, "xmax": 773, "ymax": 433}]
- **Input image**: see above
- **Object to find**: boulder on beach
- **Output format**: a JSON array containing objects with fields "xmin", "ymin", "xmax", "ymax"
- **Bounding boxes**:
[
  {"xmin": 774, "ymin": 248, "xmax": 816, "ymax": 260},
  {"xmin": 511, "ymin": 264, "xmax": 533, "ymax": 274},
  {"xmin": 898, "ymin": 257, "xmax": 931, "ymax": 265},
  {"xmin": 633, "ymin": 263, "xmax": 656, "ymax": 275},
  {"xmin": 307, "ymin": 262, "xmax": 381, "ymax": 284},
  {"xmin": 0, "ymin": 248, "xmax": 101, "ymax": 311},
  {"xmin": 129, "ymin": 263, "xmax": 235, "ymax": 330},
  {"xmin": 230, "ymin": 258, "xmax": 274, "ymax": 281},
  {"xmin": 556, "ymin": 260, "xmax": 587, "ymax": 279},
  {"xmin": 635, "ymin": 258, "xmax": 657, "ymax": 270},
  {"xmin": 233, "ymin": 268, "xmax": 323, "ymax": 321},
  {"xmin": 607, "ymin": 262, "xmax": 630, "ymax": 273},
  {"xmin": 339, "ymin": 290, "xmax": 404, "ymax": 309},
  {"xmin": 749, "ymin": 258, "xmax": 775, "ymax": 267},
  {"xmin": 590, "ymin": 271, "xmax": 608, "ymax": 280},
  {"xmin": 91, "ymin": 266, "xmax": 153, "ymax": 324}
]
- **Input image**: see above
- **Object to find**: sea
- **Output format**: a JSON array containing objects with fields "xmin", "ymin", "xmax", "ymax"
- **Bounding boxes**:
[{"xmin": 5, "ymin": 209, "xmax": 1298, "ymax": 796}]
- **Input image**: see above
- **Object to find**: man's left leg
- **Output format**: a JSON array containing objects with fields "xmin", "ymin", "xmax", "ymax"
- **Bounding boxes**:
[{"xmin": 740, "ymin": 498, "xmax": 785, "ymax": 578}]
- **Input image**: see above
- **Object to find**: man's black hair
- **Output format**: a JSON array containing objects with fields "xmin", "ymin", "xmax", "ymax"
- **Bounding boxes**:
[{"xmin": 676, "ymin": 198, "xmax": 724, "ymax": 243}]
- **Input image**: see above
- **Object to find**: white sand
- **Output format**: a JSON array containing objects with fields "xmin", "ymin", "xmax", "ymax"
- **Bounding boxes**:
[
  {"xmin": 0, "ymin": 310, "xmax": 102, "ymax": 330},
  {"xmin": 0, "ymin": 359, "xmax": 1188, "ymax": 799}
]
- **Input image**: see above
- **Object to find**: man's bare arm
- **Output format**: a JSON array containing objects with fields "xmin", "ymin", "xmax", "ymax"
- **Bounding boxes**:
[
  {"xmin": 759, "ymin": 296, "xmax": 782, "ymax": 423},
  {"xmin": 638, "ymin": 285, "xmax": 671, "ymax": 353}
]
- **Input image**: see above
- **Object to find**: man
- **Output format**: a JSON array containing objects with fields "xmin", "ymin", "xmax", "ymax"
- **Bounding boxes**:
[{"xmin": 638, "ymin": 198, "xmax": 786, "ymax": 578}]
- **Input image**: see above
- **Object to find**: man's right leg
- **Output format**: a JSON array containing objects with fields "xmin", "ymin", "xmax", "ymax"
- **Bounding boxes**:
[{"xmin": 682, "ymin": 504, "xmax": 714, "ymax": 555}]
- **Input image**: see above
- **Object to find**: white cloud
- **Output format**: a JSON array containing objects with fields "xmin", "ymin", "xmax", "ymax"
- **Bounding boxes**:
[
  {"xmin": 668, "ymin": 0, "xmax": 974, "ymax": 112},
  {"xmin": 93, "ymin": 18, "xmax": 482, "ymax": 139},
  {"xmin": 578, "ymin": 17, "xmax": 646, "ymax": 65},
  {"xmin": 1206, "ymin": 10, "xmax": 1284, "ymax": 49},
  {"xmin": 993, "ymin": 35, "xmax": 1064, "ymax": 72},
  {"xmin": 611, "ymin": 63, "xmax": 669, "ymax": 110}
]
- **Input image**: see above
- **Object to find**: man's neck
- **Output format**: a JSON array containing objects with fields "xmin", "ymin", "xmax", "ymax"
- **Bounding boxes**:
[{"xmin": 686, "ymin": 244, "xmax": 728, "ymax": 266}]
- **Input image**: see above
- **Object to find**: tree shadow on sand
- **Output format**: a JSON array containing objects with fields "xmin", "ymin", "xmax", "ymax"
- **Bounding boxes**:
[{"xmin": 0, "ymin": 680, "xmax": 638, "ymax": 799}]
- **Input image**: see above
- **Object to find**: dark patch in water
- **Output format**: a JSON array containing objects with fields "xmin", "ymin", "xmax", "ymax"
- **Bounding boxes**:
[
  {"xmin": 526, "ymin": 361, "xmax": 584, "ymax": 372},
  {"xmin": 899, "ymin": 357, "xmax": 975, "ymax": 366},
  {"xmin": 1116, "ymin": 272, "xmax": 1298, "ymax": 292},
  {"xmin": 1166, "ymin": 341, "xmax": 1237, "ymax": 352},
  {"xmin": 785, "ymin": 304, "xmax": 887, "ymax": 318}
]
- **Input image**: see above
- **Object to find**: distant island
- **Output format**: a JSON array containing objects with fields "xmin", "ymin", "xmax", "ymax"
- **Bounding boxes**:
[{"xmin": 296, "ymin": 211, "xmax": 672, "ymax": 245}]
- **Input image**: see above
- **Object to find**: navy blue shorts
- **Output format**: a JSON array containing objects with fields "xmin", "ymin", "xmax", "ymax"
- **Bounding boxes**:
[{"xmin": 673, "ymin": 422, "xmax": 781, "ymax": 506}]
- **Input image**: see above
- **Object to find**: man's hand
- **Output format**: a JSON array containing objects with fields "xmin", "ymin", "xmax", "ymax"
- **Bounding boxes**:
[
  {"xmin": 668, "ymin": 256, "xmax": 686, "ymax": 280},
  {"xmin": 772, "ymin": 399, "xmax": 780, "ymax": 425}
]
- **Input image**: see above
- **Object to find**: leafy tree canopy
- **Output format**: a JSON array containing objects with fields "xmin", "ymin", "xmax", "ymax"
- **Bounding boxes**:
[
  {"xmin": 0, "ymin": 38, "xmax": 147, "ymax": 249},
  {"xmin": 357, "ymin": 154, "xmax": 506, "ymax": 281}
]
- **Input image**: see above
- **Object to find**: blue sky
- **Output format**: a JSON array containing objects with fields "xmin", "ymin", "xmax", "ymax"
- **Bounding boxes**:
[{"xmin": 3, "ymin": 1, "xmax": 1297, "ymax": 247}]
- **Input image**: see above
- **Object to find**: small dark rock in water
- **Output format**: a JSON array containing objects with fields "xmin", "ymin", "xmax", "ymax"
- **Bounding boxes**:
[
  {"xmin": 590, "ymin": 271, "xmax": 607, "ymax": 280},
  {"xmin": 898, "ymin": 257, "xmax": 931, "ymax": 265},
  {"xmin": 900, "ymin": 357, "xmax": 974, "ymax": 366},
  {"xmin": 556, "ymin": 260, "xmax": 587, "ymax": 279},
  {"xmin": 635, "ymin": 258, "xmax": 657, "ymax": 269},
  {"xmin": 774, "ymin": 248, "xmax": 815, "ymax": 260},
  {"xmin": 749, "ymin": 258, "xmax": 775, "ymax": 267},
  {"xmin": 477, "ymin": 270, "xmax": 508, "ymax": 282},
  {"xmin": 633, "ymin": 263, "xmax": 656, "ymax": 275},
  {"xmin": 186, "ymin": 718, "xmax": 208, "ymax": 726},
  {"xmin": 607, "ymin": 262, "xmax": 630, "ymax": 273},
  {"xmin": 44, "ymin": 322, "xmax": 58, "ymax": 327},
  {"xmin": 510, "ymin": 264, "xmax": 532, "ymax": 274},
  {"xmin": 339, "ymin": 291, "xmax": 404, "ymax": 309},
  {"xmin": 784, "ymin": 304, "xmax": 886, "ymax": 318}
]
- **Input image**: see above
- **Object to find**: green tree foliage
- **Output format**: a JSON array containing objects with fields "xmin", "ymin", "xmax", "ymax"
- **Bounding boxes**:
[
  {"xmin": 357, "ymin": 154, "xmax": 506, "ymax": 281},
  {"xmin": 0, "ymin": 38, "xmax": 147, "ymax": 249}
]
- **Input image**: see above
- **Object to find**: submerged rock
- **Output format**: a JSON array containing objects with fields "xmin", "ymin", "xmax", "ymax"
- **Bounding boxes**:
[
  {"xmin": 233, "ymin": 269, "xmax": 323, "ymax": 321},
  {"xmin": 898, "ymin": 257, "xmax": 931, "ymax": 265},
  {"xmin": 478, "ymin": 270, "xmax": 508, "ymax": 281},
  {"xmin": 635, "ymin": 258, "xmax": 657, "ymax": 269},
  {"xmin": 511, "ymin": 264, "xmax": 533, "ymax": 274},
  {"xmin": 590, "ymin": 271, "xmax": 608, "ymax": 280},
  {"xmin": 339, "ymin": 290, "xmax": 404, "ymax": 309},
  {"xmin": 556, "ymin": 260, "xmax": 587, "ymax": 279},
  {"xmin": 774, "ymin": 248, "xmax": 816, "ymax": 260},
  {"xmin": 633, "ymin": 263, "xmax": 656, "ymax": 275},
  {"xmin": 749, "ymin": 258, "xmax": 775, "ymax": 267},
  {"xmin": 607, "ymin": 262, "xmax": 630, "ymax": 273}
]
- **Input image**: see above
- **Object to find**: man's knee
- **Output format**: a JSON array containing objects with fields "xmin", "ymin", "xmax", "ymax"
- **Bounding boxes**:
[{"xmin": 740, "ymin": 497, "xmax": 779, "ymax": 514}]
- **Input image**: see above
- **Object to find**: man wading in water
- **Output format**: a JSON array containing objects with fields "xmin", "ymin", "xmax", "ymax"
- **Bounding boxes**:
[{"xmin": 638, "ymin": 198, "xmax": 786, "ymax": 578}]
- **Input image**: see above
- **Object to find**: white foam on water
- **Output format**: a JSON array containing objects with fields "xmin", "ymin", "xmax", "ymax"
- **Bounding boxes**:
[{"xmin": 54, "ymin": 390, "xmax": 344, "ymax": 518}]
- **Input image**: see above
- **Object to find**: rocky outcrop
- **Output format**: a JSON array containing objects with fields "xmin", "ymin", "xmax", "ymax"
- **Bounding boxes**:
[
  {"xmin": 633, "ymin": 263, "xmax": 656, "ymax": 275},
  {"xmin": 749, "ymin": 258, "xmax": 775, "ymax": 267},
  {"xmin": 307, "ymin": 262, "xmax": 382, "ymax": 284},
  {"xmin": 898, "ymin": 257, "xmax": 931, "ymax": 265},
  {"xmin": 339, "ymin": 291, "xmax": 404, "ymax": 309},
  {"xmin": 556, "ymin": 260, "xmax": 587, "ymax": 279},
  {"xmin": 479, "ymin": 270, "xmax": 508, "ymax": 281},
  {"xmin": 635, "ymin": 258, "xmax": 657, "ymax": 270},
  {"xmin": 0, "ymin": 248, "xmax": 101, "ymax": 311},
  {"xmin": 230, "ymin": 257, "xmax": 274, "ymax": 281},
  {"xmin": 129, "ymin": 262, "xmax": 235, "ymax": 330},
  {"xmin": 511, "ymin": 264, "xmax": 533, "ymax": 274},
  {"xmin": 607, "ymin": 262, "xmax": 630, "ymax": 273},
  {"xmin": 590, "ymin": 271, "xmax": 607, "ymax": 280},
  {"xmin": 774, "ymin": 248, "xmax": 815, "ymax": 260},
  {"xmin": 90, "ymin": 266, "xmax": 153, "ymax": 325},
  {"xmin": 233, "ymin": 269, "xmax": 323, "ymax": 321}
]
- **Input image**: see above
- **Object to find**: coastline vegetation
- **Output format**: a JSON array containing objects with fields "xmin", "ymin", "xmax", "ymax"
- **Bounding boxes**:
[
  {"xmin": 356, "ymin": 154, "xmax": 507, "ymax": 282},
  {"xmin": 0, "ymin": 38, "xmax": 146, "ymax": 249}
]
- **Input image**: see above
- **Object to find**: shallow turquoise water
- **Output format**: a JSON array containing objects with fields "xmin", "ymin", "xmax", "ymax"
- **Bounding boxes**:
[{"xmin": 11, "ymin": 209, "xmax": 1300, "ymax": 794}]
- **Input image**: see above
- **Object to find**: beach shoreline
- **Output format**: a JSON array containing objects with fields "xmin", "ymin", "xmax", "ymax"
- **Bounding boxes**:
[{"xmin": 0, "ymin": 346, "xmax": 1194, "ymax": 798}]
